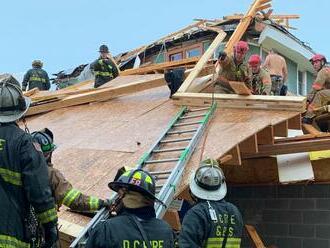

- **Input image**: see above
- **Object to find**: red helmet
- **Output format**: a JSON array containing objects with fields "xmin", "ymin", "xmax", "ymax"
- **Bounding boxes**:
[
  {"xmin": 248, "ymin": 54, "xmax": 261, "ymax": 66},
  {"xmin": 310, "ymin": 54, "xmax": 327, "ymax": 64},
  {"xmin": 234, "ymin": 41, "xmax": 249, "ymax": 53}
]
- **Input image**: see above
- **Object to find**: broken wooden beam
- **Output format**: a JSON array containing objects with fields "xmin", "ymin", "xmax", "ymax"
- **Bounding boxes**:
[
  {"xmin": 245, "ymin": 225, "xmax": 267, "ymax": 248},
  {"xmin": 243, "ymin": 136, "xmax": 330, "ymax": 158},
  {"xmin": 26, "ymin": 74, "xmax": 166, "ymax": 116},
  {"xmin": 177, "ymin": 31, "xmax": 227, "ymax": 93},
  {"xmin": 172, "ymin": 92, "xmax": 306, "ymax": 112}
]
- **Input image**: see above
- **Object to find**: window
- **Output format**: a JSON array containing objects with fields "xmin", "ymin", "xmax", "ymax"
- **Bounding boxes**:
[
  {"xmin": 298, "ymin": 70, "xmax": 306, "ymax": 96},
  {"xmin": 169, "ymin": 52, "xmax": 183, "ymax": 61},
  {"xmin": 186, "ymin": 47, "xmax": 201, "ymax": 58}
]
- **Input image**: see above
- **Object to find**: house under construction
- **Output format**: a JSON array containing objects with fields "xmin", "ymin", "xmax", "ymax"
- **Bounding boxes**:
[{"xmin": 23, "ymin": 0, "xmax": 330, "ymax": 247}]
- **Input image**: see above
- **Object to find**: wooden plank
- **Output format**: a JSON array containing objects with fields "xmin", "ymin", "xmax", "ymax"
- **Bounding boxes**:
[
  {"xmin": 223, "ymin": 145, "xmax": 242, "ymax": 165},
  {"xmin": 120, "ymin": 57, "xmax": 199, "ymax": 76},
  {"xmin": 26, "ymin": 75, "xmax": 166, "ymax": 116},
  {"xmin": 302, "ymin": 124, "xmax": 322, "ymax": 136},
  {"xmin": 228, "ymin": 81, "xmax": 252, "ymax": 95},
  {"xmin": 255, "ymin": 3, "xmax": 272, "ymax": 12},
  {"xmin": 288, "ymin": 114, "xmax": 301, "ymax": 129},
  {"xmin": 177, "ymin": 31, "xmax": 226, "ymax": 93},
  {"xmin": 257, "ymin": 126, "xmax": 274, "ymax": 145},
  {"xmin": 172, "ymin": 92, "xmax": 306, "ymax": 112},
  {"xmin": 225, "ymin": 0, "xmax": 270, "ymax": 54},
  {"xmin": 24, "ymin": 87, "xmax": 39, "ymax": 97},
  {"xmin": 245, "ymin": 225, "xmax": 267, "ymax": 248},
  {"xmin": 274, "ymin": 120, "xmax": 288, "ymax": 137},
  {"xmin": 243, "ymin": 137, "xmax": 330, "ymax": 158},
  {"xmin": 239, "ymin": 134, "xmax": 258, "ymax": 153},
  {"xmin": 58, "ymin": 218, "xmax": 83, "ymax": 247},
  {"xmin": 163, "ymin": 209, "xmax": 181, "ymax": 231}
]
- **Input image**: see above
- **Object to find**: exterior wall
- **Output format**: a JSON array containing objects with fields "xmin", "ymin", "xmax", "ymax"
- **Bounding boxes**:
[
  {"xmin": 285, "ymin": 56, "xmax": 298, "ymax": 94},
  {"xmin": 227, "ymin": 184, "xmax": 330, "ymax": 248}
]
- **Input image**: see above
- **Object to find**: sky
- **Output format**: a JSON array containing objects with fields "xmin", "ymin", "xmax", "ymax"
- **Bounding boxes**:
[{"xmin": 0, "ymin": 0, "xmax": 329, "ymax": 77}]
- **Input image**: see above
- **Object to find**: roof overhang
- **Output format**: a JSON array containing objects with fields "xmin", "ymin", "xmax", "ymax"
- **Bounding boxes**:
[{"xmin": 258, "ymin": 25, "xmax": 314, "ymax": 73}]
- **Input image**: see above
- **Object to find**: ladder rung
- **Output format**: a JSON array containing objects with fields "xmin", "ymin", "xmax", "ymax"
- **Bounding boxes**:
[
  {"xmin": 153, "ymin": 147, "xmax": 186, "ymax": 153},
  {"xmin": 150, "ymin": 170, "xmax": 172, "ymax": 175},
  {"xmin": 160, "ymin": 138, "xmax": 192, "ymax": 143},
  {"xmin": 154, "ymin": 175, "xmax": 169, "ymax": 180},
  {"xmin": 173, "ymin": 121, "xmax": 201, "ymax": 127},
  {"xmin": 155, "ymin": 184, "xmax": 164, "ymax": 189},
  {"xmin": 189, "ymin": 106, "xmax": 211, "ymax": 112},
  {"xmin": 145, "ymin": 158, "xmax": 179, "ymax": 164},
  {"xmin": 167, "ymin": 129, "xmax": 197, "ymax": 135},
  {"xmin": 180, "ymin": 113, "xmax": 205, "ymax": 120}
]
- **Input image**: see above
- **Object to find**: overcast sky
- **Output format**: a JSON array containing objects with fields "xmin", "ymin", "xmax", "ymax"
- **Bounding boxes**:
[{"xmin": 0, "ymin": 0, "xmax": 328, "ymax": 76}]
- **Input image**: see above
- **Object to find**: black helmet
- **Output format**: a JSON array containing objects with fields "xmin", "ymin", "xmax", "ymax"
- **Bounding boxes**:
[
  {"xmin": 0, "ymin": 74, "xmax": 31, "ymax": 123},
  {"xmin": 32, "ymin": 60, "xmax": 43, "ymax": 68},
  {"xmin": 99, "ymin": 44, "xmax": 109, "ymax": 53},
  {"xmin": 31, "ymin": 128, "xmax": 56, "ymax": 153},
  {"xmin": 108, "ymin": 169, "xmax": 163, "ymax": 204}
]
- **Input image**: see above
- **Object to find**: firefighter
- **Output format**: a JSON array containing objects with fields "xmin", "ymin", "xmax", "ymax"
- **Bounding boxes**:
[
  {"xmin": 214, "ymin": 41, "xmax": 250, "ymax": 94},
  {"xmin": 86, "ymin": 169, "xmax": 175, "ymax": 248},
  {"xmin": 248, "ymin": 54, "xmax": 271, "ymax": 95},
  {"xmin": 0, "ymin": 75, "xmax": 58, "ymax": 247},
  {"xmin": 179, "ymin": 158, "xmax": 243, "ymax": 248},
  {"xmin": 303, "ymin": 54, "xmax": 330, "ymax": 129},
  {"xmin": 262, "ymin": 49, "xmax": 288, "ymax": 95},
  {"xmin": 90, "ymin": 44, "xmax": 119, "ymax": 88},
  {"xmin": 22, "ymin": 60, "xmax": 50, "ymax": 91},
  {"xmin": 31, "ymin": 128, "xmax": 110, "ymax": 212}
]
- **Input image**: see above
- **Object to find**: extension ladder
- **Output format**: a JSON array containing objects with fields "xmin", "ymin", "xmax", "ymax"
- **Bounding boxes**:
[{"xmin": 70, "ymin": 102, "xmax": 217, "ymax": 247}]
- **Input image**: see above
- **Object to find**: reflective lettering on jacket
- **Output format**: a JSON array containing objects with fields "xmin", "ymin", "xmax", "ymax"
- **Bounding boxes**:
[
  {"xmin": 0, "ymin": 167, "xmax": 22, "ymax": 186},
  {"xmin": 0, "ymin": 139, "xmax": 5, "ymax": 151},
  {"xmin": 0, "ymin": 234, "xmax": 30, "ymax": 248},
  {"xmin": 37, "ymin": 208, "xmax": 57, "ymax": 224},
  {"xmin": 122, "ymin": 239, "xmax": 164, "ymax": 248}
]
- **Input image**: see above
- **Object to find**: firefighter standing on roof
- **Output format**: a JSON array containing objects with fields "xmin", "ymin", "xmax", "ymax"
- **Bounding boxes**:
[
  {"xmin": 179, "ymin": 159, "xmax": 243, "ymax": 248},
  {"xmin": 214, "ymin": 41, "xmax": 250, "ymax": 94},
  {"xmin": 86, "ymin": 169, "xmax": 174, "ymax": 248},
  {"xmin": 0, "ymin": 75, "xmax": 58, "ymax": 247},
  {"xmin": 90, "ymin": 44, "xmax": 120, "ymax": 88},
  {"xmin": 22, "ymin": 60, "xmax": 50, "ymax": 91},
  {"xmin": 303, "ymin": 54, "xmax": 330, "ymax": 127},
  {"xmin": 31, "ymin": 128, "xmax": 111, "ymax": 212}
]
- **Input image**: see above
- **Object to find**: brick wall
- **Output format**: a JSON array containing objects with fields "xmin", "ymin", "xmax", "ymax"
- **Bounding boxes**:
[{"xmin": 226, "ymin": 184, "xmax": 330, "ymax": 248}]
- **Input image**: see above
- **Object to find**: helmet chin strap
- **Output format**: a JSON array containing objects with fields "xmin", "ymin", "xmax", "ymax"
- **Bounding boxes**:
[{"xmin": 22, "ymin": 117, "xmax": 30, "ymax": 134}]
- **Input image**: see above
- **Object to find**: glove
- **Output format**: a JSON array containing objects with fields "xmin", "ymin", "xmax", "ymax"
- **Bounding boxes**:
[
  {"xmin": 218, "ymin": 51, "xmax": 227, "ymax": 61},
  {"xmin": 99, "ymin": 199, "xmax": 112, "ymax": 209},
  {"xmin": 43, "ymin": 225, "xmax": 58, "ymax": 248}
]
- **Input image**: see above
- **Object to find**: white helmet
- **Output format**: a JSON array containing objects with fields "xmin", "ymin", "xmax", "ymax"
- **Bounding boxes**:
[{"xmin": 189, "ymin": 158, "xmax": 227, "ymax": 201}]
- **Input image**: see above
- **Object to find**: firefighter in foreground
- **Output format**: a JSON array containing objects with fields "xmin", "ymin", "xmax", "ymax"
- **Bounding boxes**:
[
  {"xmin": 303, "ymin": 54, "xmax": 330, "ymax": 131},
  {"xmin": 248, "ymin": 54, "xmax": 271, "ymax": 95},
  {"xmin": 32, "ymin": 128, "xmax": 110, "ymax": 212},
  {"xmin": 86, "ymin": 169, "xmax": 174, "ymax": 248},
  {"xmin": 179, "ymin": 158, "xmax": 243, "ymax": 248},
  {"xmin": 90, "ymin": 44, "xmax": 120, "ymax": 88},
  {"xmin": 0, "ymin": 75, "xmax": 58, "ymax": 247},
  {"xmin": 22, "ymin": 60, "xmax": 50, "ymax": 91},
  {"xmin": 214, "ymin": 41, "xmax": 250, "ymax": 94}
]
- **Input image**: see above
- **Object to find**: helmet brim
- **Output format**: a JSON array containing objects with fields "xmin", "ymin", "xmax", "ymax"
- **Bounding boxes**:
[
  {"xmin": 189, "ymin": 171, "xmax": 227, "ymax": 201},
  {"xmin": 108, "ymin": 181, "xmax": 164, "ymax": 205},
  {"xmin": 0, "ymin": 96, "xmax": 31, "ymax": 123}
]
